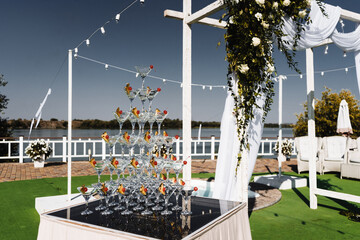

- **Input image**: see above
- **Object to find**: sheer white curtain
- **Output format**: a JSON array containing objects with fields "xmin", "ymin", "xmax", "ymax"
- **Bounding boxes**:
[{"xmin": 213, "ymin": 75, "xmax": 265, "ymax": 202}]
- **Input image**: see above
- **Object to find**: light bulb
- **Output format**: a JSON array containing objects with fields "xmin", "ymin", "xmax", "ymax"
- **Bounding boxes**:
[
  {"xmin": 202, "ymin": 86, "xmax": 205, "ymax": 90},
  {"xmin": 140, "ymin": 0, "xmax": 145, "ymax": 4},
  {"xmin": 343, "ymin": 52, "xmax": 347, "ymax": 57},
  {"xmin": 223, "ymin": 86, "xmax": 226, "ymax": 90},
  {"xmin": 209, "ymin": 86, "xmax": 213, "ymax": 91},
  {"xmin": 180, "ymin": 83, "xmax": 183, "ymax": 88},
  {"xmin": 163, "ymin": 79, "xmax": 166, "ymax": 83},
  {"xmin": 101, "ymin": 27, "xmax": 105, "ymax": 34},
  {"xmin": 345, "ymin": 68, "xmax": 348, "ymax": 73},
  {"xmin": 321, "ymin": 72, "xmax": 324, "ymax": 76},
  {"xmin": 74, "ymin": 48, "xmax": 78, "ymax": 53},
  {"xmin": 86, "ymin": 39, "xmax": 90, "ymax": 46},
  {"xmin": 74, "ymin": 53, "xmax": 78, "ymax": 59},
  {"xmin": 105, "ymin": 64, "xmax": 109, "ymax": 70},
  {"xmin": 115, "ymin": 14, "xmax": 120, "ymax": 22},
  {"xmin": 300, "ymin": 74, "xmax": 303, "ymax": 79},
  {"xmin": 324, "ymin": 45, "xmax": 328, "ymax": 55}
]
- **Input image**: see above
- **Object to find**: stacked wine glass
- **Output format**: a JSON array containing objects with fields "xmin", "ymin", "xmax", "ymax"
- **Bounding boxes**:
[{"xmin": 78, "ymin": 65, "xmax": 198, "ymax": 217}]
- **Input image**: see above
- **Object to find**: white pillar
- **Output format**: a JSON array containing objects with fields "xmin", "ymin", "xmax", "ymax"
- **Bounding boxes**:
[
  {"xmin": 306, "ymin": 48, "xmax": 318, "ymax": 209},
  {"xmin": 62, "ymin": 136, "xmax": 67, "ymax": 162},
  {"xmin": 182, "ymin": 0, "xmax": 192, "ymax": 184},
  {"xmin": 67, "ymin": 49, "xmax": 73, "ymax": 202},
  {"xmin": 278, "ymin": 77, "xmax": 283, "ymax": 174}
]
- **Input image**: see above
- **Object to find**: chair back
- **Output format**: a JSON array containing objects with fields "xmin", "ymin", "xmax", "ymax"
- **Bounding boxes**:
[
  {"xmin": 295, "ymin": 136, "xmax": 319, "ymax": 160},
  {"xmin": 323, "ymin": 136, "xmax": 347, "ymax": 159}
]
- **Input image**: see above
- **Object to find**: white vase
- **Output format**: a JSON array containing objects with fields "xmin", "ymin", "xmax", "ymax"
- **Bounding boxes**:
[{"xmin": 33, "ymin": 154, "xmax": 46, "ymax": 168}]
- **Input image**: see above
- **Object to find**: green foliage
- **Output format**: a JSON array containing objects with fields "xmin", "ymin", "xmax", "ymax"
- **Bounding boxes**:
[
  {"xmin": 222, "ymin": 0, "xmax": 324, "ymax": 172},
  {"xmin": 0, "ymin": 74, "xmax": 14, "ymax": 158},
  {"xmin": 293, "ymin": 87, "xmax": 360, "ymax": 137}
]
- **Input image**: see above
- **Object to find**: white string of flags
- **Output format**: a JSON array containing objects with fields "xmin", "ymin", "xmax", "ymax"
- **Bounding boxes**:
[{"xmin": 75, "ymin": 54, "xmax": 357, "ymax": 90}]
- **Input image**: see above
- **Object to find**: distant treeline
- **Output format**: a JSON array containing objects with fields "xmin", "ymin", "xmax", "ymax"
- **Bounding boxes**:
[{"xmin": 8, "ymin": 118, "xmax": 293, "ymax": 130}]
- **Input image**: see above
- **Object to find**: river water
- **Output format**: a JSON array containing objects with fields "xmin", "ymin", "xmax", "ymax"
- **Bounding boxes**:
[{"xmin": 13, "ymin": 127, "xmax": 294, "ymax": 139}]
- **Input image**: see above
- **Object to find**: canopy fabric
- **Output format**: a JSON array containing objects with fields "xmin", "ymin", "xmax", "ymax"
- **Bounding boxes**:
[
  {"xmin": 337, "ymin": 99, "xmax": 353, "ymax": 134},
  {"xmin": 282, "ymin": 2, "xmax": 360, "ymax": 95},
  {"xmin": 213, "ymin": 75, "xmax": 265, "ymax": 202}
]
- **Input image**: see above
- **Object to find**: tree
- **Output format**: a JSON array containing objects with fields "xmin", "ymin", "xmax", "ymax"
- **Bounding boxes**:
[
  {"xmin": 293, "ymin": 87, "xmax": 360, "ymax": 137},
  {"xmin": 0, "ymin": 74, "xmax": 13, "ymax": 157}
]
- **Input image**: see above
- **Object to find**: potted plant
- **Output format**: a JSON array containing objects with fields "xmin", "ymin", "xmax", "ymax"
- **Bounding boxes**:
[
  {"xmin": 25, "ymin": 139, "xmax": 52, "ymax": 168},
  {"xmin": 274, "ymin": 139, "xmax": 293, "ymax": 161}
]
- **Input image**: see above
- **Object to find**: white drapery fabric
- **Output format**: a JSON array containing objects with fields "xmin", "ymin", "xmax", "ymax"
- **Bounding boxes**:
[
  {"xmin": 282, "ymin": 1, "xmax": 360, "ymax": 95},
  {"xmin": 213, "ymin": 75, "xmax": 265, "ymax": 202}
]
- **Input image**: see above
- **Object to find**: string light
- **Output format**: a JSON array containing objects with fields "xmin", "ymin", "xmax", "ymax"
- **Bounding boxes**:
[
  {"xmin": 74, "ymin": 54, "xmax": 355, "ymax": 91},
  {"xmin": 115, "ymin": 14, "xmax": 121, "ymax": 22},
  {"xmin": 100, "ymin": 27, "xmax": 105, "ymax": 34}
]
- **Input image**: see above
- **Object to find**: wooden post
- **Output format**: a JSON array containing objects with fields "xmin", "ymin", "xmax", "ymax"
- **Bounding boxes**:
[
  {"xmin": 306, "ymin": 48, "xmax": 318, "ymax": 209},
  {"xmin": 182, "ymin": 0, "xmax": 192, "ymax": 184},
  {"xmin": 19, "ymin": 136, "xmax": 24, "ymax": 163}
]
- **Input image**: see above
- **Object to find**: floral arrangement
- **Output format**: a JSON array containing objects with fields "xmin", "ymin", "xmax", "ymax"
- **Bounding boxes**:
[
  {"xmin": 221, "ymin": 0, "xmax": 325, "ymax": 173},
  {"xmin": 25, "ymin": 139, "xmax": 52, "ymax": 161},
  {"xmin": 273, "ymin": 139, "xmax": 293, "ymax": 156}
]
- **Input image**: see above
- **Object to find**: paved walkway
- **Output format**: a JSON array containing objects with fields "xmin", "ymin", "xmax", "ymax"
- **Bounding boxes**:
[{"xmin": 0, "ymin": 158, "xmax": 298, "ymax": 183}]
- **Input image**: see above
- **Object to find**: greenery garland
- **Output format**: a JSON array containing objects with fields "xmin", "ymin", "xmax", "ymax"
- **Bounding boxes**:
[{"xmin": 221, "ymin": 0, "xmax": 324, "ymax": 174}]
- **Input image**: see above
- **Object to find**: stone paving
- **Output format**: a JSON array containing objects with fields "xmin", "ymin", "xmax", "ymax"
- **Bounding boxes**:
[{"xmin": 0, "ymin": 158, "xmax": 298, "ymax": 183}]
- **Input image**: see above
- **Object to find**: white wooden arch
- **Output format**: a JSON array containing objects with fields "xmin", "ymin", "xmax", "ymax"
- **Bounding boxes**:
[{"xmin": 164, "ymin": 0, "xmax": 360, "ymax": 207}]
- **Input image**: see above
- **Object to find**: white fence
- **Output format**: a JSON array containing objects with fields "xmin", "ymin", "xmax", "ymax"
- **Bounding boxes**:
[{"xmin": 0, "ymin": 136, "xmax": 296, "ymax": 163}]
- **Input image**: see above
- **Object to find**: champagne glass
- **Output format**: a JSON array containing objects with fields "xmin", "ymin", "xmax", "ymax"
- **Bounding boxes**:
[
  {"xmin": 90, "ymin": 159, "xmax": 106, "ymax": 188},
  {"xmin": 77, "ymin": 185, "xmax": 95, "ymax": 215},
  {"xmin": 155, "ymin": 109, "xmax": 168, "ymax": 134},
  {"xmin": 138, "ymin": 88, "xmax": 148, "ymax": 112},
  {"xmin": 124, "ymin": 83, "xmax": 139, "ymax": 110},
  {"xmin": 121, "ymin": 185, "xmax": 135, "ymax": 215},
  {"xmin": 161, "ymin": 186, "xmax": 176, "ymax": 216},
  {"xmin": 147, "ymin": 111, "xmax": 156, "ymax": 134},
  {"xmin": 114, "ymin": 184, "xmax": 126, "ymax": 211},
  {"xmin": 181, "ymin": 187, "xmax": 198, "ymax": 216},
  {"xmin": 152, "ymin": 183, "xmax": 165, "ymax": 211},
  {"xmin": 147, "ymin": 87, "xmax": 160, "ymax": 111},
  {"xmin": 113, "ymin": 109, "xmax": 130, "ymax": 135},
  {"xmin": 140, "ymin": 184, "xmax": 154, "ymax": 215},
  {"xmin": 173, "ymin": 160, "xmax": 187, "ymax": 186},
  {"xmin": 135, "ymin": 65, "xmax": 153, "ymax": 89},
  {"xmin": 128, "ymin": 110, "xmax": 139, "ymax": 135},
  {"xmin": 172, "ymin": 184, "xmax": 184, "ymax": 211},
  {"xmin": 100, "ymin": 183, "xmax": 116, "ymax": 215}
]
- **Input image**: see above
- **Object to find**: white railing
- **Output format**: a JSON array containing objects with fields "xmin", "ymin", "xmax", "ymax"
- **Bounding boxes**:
[{"xmin": 0, "ymin": 136, "xmax": 296, "ymax": 163}]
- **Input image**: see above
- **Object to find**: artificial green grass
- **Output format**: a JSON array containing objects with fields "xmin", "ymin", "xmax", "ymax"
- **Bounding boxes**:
[{"xmin": 0, "ymin": 172, "xmax": 359, "ymax": 240}]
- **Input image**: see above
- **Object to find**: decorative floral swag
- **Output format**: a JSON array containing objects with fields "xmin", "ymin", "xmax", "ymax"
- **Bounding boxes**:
[{"xmin": 221, "ymin": 0, "xmax": 325, "ymax": 174}]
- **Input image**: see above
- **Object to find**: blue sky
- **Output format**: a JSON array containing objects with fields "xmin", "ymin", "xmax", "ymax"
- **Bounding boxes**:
[{"xmin": 1, "ymin": 0, "xmax": 360, "ymax": 124}]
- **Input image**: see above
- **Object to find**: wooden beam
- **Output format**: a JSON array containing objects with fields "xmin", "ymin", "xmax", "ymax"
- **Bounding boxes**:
[
  {"xmin": 315, "ymin": 189, "xmax": 360, "ymax": 203},
  {"xmin": 341, "ymin": 9, "xmax": 360, "ymax": 23},
  {"xmin": 164, "ymin": 9, "xmax": 226, "ymax": 29},
  {"xmin": 186, "ymin": 0, "xmax": 225, "ymax": 25}
]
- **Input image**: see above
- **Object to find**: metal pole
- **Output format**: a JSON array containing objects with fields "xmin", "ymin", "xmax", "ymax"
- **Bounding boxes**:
[{"xmin": 67, "ymin": 49, "xmax": 73, "ymax": 202}]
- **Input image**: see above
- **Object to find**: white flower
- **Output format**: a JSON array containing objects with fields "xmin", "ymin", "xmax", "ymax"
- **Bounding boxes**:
[
  {"xmin": 261, "ymin": 21, "xmax": 269, "ymax": 29},
  {"xmin": 255, "ymin": 13, "xmax": 262, "ymax": 21},
  {"xmin": 239, "ymin": 64, "xmax": 249, "ymax": 74},
  {"xmin": 283, "ymin": 0, "xmax": 290, "ymax": 7},
  {"xmin": 306, "ymin": 0, "xmax": 311, "ymax": 7},
  {"xmin": 273, "ymin": 2, "xmax": 278, "ymax": 9},
  {"xmin": 255, "ymin": 0, "xmax": 265, "ymax": 6},
  {"xmin": 299, "ymin": 10, "xmax": 307, "ymax": 18},
  {"xmin": 252, "ymin": 37, "xmax": 261, "ymax": 47},
  {"xmin": 267, "ymin": 63, "xmax": 275, "ymax": 73}
]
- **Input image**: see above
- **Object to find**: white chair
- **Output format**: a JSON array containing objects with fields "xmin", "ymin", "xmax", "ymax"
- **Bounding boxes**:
[
  {"xmin": 321, "ymin": 136, "xmax": 347, "ymax": 173},
  {"xmin": 341, "ymin": 137, "xmax": 360, "ymax": 179},
  {"xmin": 294, "ymin": 136, "xmax": 323, "ymax": 174}
]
